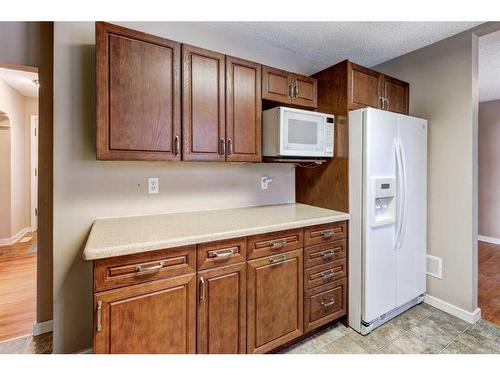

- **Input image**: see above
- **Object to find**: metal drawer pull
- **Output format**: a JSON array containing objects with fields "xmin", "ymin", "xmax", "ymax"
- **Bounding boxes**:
[
  {"xmin": 227, "ymin": 138, "xmax": 233, "ymax": 156},
  {"xmin": 321, "ymin": 249, "xmax": 335, "ymax": 258},
  {"xmin": 174, "ymin": 135, "xmax": 180, "ymax": 156},
  {"xmin": 96, "ymin": 300, "xmax": 102, "ymax": 332},
  {"xmin": 321, "ymin": 298, "xmax": 336, "ymax": 308},
  {"xmin": 199, "ymin": 277, "xmax": 205, "ymax": 303},
  {"xmin": 320, "ymin": 270, "xmax": 335, "ymax": 279},
  {"xmin": 135, "ymin": 262, "xmax": 164, "ymax": 272},
  {"xmin": 321, "ymin": 230, "xmax": 334, "ymax": 239},
  {"xmin": 220, "ymin": 138, "xmax": 226, "ymax": 155},
  {"xmin": 270, "ymin": 240, "xmax": 287, "ymax": 249},
  {"xmin": 209, "ymin": 248, "xmax": 235, "ymax": 258},
  {"xmin": 269, "ymin": 254, "xmax": 286, "ymax": 264}
]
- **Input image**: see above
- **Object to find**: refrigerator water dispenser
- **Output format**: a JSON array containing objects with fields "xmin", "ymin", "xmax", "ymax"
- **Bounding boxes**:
[{"xmin": 370, "ymin": 177, "xmax": 396, "ymax": 227}]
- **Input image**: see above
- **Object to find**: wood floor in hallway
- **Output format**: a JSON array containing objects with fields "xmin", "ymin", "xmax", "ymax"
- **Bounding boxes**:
[
  {"xmin": 478, "ymin": 240, "xmax": 500, "ymax": 326},
  {"xmin": 0, "ymin": 232, "xmax": 37, "ymax": 342}
]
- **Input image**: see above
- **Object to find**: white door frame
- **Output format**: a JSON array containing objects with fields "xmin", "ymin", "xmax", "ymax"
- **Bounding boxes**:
[{"xmin": 30, "ymin": 115, "xmax": 38, "ymax": 232}]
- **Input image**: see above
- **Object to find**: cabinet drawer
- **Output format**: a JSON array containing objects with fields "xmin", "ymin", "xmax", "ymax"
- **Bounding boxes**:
[
  {"xmin": 304, "ymin": 259, "xmax": 346, "ymax": 291},
  {"xmin": 304, "ymin": 278, "xmax": 346, "ymax": 333},
  {"xmin": 197, "ymin": 238, "xmax": 246, "ymax": 270},
  {"xmin": 304, "ymin": 221, "xmax": 347, "ymax": 247},
  {"xmin": 94, "ymin": 246, "xmax": 196, "ymax": 292},
  {"xmin": 304, "ymin": 239, "xmax": 346, "ymax": 268},
  {"xmin": 247, "ymin": 228, "xmax": 303, "ymax": 260}
]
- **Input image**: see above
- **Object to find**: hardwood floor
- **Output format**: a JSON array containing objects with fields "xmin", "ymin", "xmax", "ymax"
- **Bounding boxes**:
[
  {"xmin": 478, "ymin": 240, "xmax": 500, "ymax": 326},
  {"xmin": 0, "ymin": 232, "xmax": 37, "ymax": 342}
]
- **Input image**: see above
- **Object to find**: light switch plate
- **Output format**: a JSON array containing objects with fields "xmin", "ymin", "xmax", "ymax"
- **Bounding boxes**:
[{"xmin": 148, "ymin": 177, "xmax": 159, "ymax": 194}]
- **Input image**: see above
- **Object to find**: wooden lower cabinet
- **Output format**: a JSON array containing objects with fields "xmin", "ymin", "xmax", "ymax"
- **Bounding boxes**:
[
  {"xmin": 197, "ymin": 263, "xmax": 246, "ymax": 353},
  {"xmin": 246, "ymin": 249, "xmax": 304, "ymax": 354},
  {"xmin": 93, "ymin": 274, "xmax": 196, "ymax": 354}
]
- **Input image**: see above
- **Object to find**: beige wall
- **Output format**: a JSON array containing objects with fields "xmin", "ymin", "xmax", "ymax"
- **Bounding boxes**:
[
  {"xmin": 478, "ymin": 99, "xmax": 500, "ymax": 239},
  {"xmin": 25, "ymin": 97, "xmax": 38, "ymax": 228},
  {"xmin": 376, "ymin": 31, "xmax": 479, "ymax": 313},
  {"xmin": 53, "ymin": 22, "xmax": 303, "ymax": 353},
  {"xmin": 0, "ymin": 124, "xmax": 11, "ymax": 239}
]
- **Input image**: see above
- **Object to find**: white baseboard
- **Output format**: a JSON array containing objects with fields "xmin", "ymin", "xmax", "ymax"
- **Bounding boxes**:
[
  {"xmin": 0, "ymin": 227, "xmax": 30, "ymax": 246},
  {"xmin": 478, "ymin": 235, "xmax": 500, "ymax": 245},
  {"xmin": 424, "ymin": 295, "xmax": 481, "ymax": 324},
  {"xmin": 33, "ymin": 320, "xmax": 53, "ymax": 336}
]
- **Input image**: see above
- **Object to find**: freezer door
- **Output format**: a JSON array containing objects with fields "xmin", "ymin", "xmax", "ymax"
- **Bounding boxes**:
[
  {"xmin": 395, "ymin": 115, "xmax": 427, "ymax": 306},
  {"xmin": 362, "ymin": 109, "xmax": 398, "ymax": 323}
]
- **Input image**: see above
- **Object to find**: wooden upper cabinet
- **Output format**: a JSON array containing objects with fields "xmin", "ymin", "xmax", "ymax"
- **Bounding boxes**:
[
  {"xmin": 96, "ymin": 22, "xmax": 181, "ymax": 161},
  {"xmin": 226, "ymin": 56, "xmax": 262, "ymax": 162},
  {"xmin": 197, "ymin": 263, "xmax": 246, "ymax": 354},
  {"xmin": 348, "ymin": 61, "xmax": 382, "ymax": 110},
  {"xmin": 93, "ymin": 274, "xmax": 196, "ymax": 354},
  {"xmin": 247, "ymin": 249, "xmax": 304, "ymax": 354},
  {"xmin": 291, "ymin": 74, "xmax": 318, "ymax": 108},
  {"xmin": 381, "ymin": 75, "xmax": 409, "ymax": 114},
  {"xmin": 182, "ymin": 44, "xmax": 226, "ymax": 161},
  {"xmin": 262, "ymin": 65, "xmax": 317, "ymax": 109}
]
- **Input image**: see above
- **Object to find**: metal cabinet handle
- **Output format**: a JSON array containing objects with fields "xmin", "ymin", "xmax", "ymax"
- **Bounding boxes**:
[
  {"xmin": 288, "ymin": 83, "xmax": 294, "ymax": 98},
  {"xmin": 294, "ymin": 81, "xmax": 299, "ymax": 98},
  {"xmin": 199, "ymin": 277, "xmax": 205, "ymax": 303},
  {"xmin": 227, "ymin": 138, "xmax": 233, "ymax": 156},
  {"xmin": 220, "ymin": 138, "xmax": 226, "ymax": 155},
  {"xmin": 269, "ymin": 254, "xmax": 287, "ymax": 264},
  {"xmin": 208, "ymin": 248, "xmax": 235, "ymax": 258},
  {"xmin": 270, "ymin": 239, "xmax": 287, "ymax": 249},
  {"xmin": 135, "ymin": 262, "xmax": 164, "ymax": 272},
  {"xmin": 96, "ymin": 300, "xmax": 102, "ymax": 332},
  {"xmin": 379, "ymin": 96, "xmax": 384, "ymax": 109},
  {"xmin": 385, "ymin": 98, "xmax": 389, "ymax": 110},
  {"xmin": 320, "ymin": 270, "xmax": 335, "ymax": 280},
  {"xmin": 321, "ymin": 298, "xmax": 336, "ymax": 307},
  {"xmin": 174, "ymin": 135, "xmax": 180, "ymax": 156},
  {"xmin": 321, "ymin": 230, "xmax": 334, "ymax": 239},
  {"xmin": 321, "ymin": 249, "xmax": 335, "ymax": 259}
]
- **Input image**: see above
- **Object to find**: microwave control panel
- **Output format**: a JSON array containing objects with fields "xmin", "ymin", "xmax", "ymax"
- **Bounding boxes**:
[{"xmin": 325, "ymin": 117, "xmax": 334, "ymax": 155}]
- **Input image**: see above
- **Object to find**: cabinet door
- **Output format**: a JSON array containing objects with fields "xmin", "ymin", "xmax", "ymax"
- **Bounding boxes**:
[
  {"xmin": 247, "ymin": 249, "xmax": 303, "ymax": 354},
  {"xmin": 96, "ymin": 22, "xmax": 181, "ymax": 161},
  {"xmin": 93, "ymin": 274, "xmax": 196, "ymax": 354},
  {"xmin": 197, "ymin": 263, "xmax": 246, "ymax": 353},
  {"xmin": 347, "ymin": 62, "xmax": 382, "ymax": 110},
  {"xmin": 182, "ymin": 44, "xmax": 225, "ymax": 161},
  {"xmin": 226, "ymin": 56, "xmax": 262, "ymax": 162},
  {"xmin": 261, "ymin": 65, "xmax": 292, "ymax": 104},
  {"xmin": 291, "ymin": 74, "xmax": 318, "ymax": 109},
  {"xmin": 382, "ymin": 75, "xmax": 409, "ymax": 114}
]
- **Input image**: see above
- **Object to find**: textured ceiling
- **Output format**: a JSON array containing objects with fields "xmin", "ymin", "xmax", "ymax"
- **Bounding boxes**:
[
  {"xmin": 479, "ymin": 29, "xmax": 500, "ymax": 102},
  {"xmin": 205, "ymin": 22, "xmax": 481, "ymax": 72},
  {"xmin": 0, "ymin": 67, "xmax": 39, "ymax": 98}
]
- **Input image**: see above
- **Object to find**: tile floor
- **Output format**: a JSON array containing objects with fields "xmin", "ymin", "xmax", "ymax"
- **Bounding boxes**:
[
  {"xmin": 0, "ymin": 332, "xmax": 52, "ymax": 354},
  {"xmin": 282, "ymin": 303, "xmax": 500, "ymax": 354}
]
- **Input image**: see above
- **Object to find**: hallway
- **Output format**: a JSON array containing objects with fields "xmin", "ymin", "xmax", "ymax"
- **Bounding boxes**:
[{"xmin": 478, "ymin": 240, "xmax": 500, "ymax": 326}]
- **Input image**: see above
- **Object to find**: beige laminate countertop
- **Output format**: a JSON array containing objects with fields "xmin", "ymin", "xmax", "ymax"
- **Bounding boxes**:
[{"xmin": 82, "ymin": 203, "xmax": 350, "ymax": 261}]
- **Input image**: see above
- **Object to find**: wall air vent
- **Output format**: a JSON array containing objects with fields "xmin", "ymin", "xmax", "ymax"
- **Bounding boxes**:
[{"xmin": 426, "ymin": 254, "xmax": 442, "ymax": 279}]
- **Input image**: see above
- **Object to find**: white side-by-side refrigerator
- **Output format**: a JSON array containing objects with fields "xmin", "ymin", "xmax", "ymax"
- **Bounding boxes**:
[{"xmin": 348, "ymin": 107, "xmax": 427, "ymax": 335}]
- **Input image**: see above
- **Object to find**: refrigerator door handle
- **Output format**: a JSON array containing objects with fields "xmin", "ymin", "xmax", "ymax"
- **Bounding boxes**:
[
  {"xmin": 394, "ymin": 139, "xmax": 404, "ymax": 250},
  {"xmin": 398, "ymin": 140, "xmax": 408, "ymax": 249}
]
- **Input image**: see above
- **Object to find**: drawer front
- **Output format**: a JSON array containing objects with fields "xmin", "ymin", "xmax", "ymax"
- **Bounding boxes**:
[
  {"xmin": 304, "ymin": 278, "xmax": 346, "ymax": 333},
  {"xmin": 304, "ymin": 259, "xmax": 346, "ymax": 291},
  {"xmin": 304, "ymin": 239, "xmax": 346, "ymax": 268},
  {"xmin": 247, "ymin": 228, "xmax": 303, "ymax": 260},
  {"xmin": 94, "ymin": 246, "xmax": 196, "ymax": 292},
  {"xmin": 197, "ymin": 238, "xmax": 246, "ymax": 270},
  {"xmin": 304, "ymin": 221, "xmax": 347, "ymax": 247}
]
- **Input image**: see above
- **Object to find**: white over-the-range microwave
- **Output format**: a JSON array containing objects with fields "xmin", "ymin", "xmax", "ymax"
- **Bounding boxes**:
[{"xmin": 262, "ymin": 107, "xmax": 334, "ymax": 158}]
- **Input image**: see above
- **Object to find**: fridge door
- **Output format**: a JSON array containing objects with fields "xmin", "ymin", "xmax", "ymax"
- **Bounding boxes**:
[
  {"xmin": 362, "ymin": 108, "xmax": 398, "ymax": 323},
  {"xmin": 395, "ymin": 115, "xmax": 427, "ymax": 306}
]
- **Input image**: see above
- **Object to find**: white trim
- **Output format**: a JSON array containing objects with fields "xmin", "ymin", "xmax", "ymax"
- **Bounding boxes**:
[
  {"xmin": 424, "ymin": 295, "xmax": 481, "ymax": 324},
  {"xmin": 478, "ymin": 235, "xmax": 500, "ymax": 245},
  {"xmin": 30, "ymin": 115, "xmax": 38, "ymax": 232},
  {"xmin": 0, "ymin": 227, "xmax": 30, "ymax": 246},
  {"xmin": 33, "ymin": 320, "xmax": 53, "ymax": 336}
]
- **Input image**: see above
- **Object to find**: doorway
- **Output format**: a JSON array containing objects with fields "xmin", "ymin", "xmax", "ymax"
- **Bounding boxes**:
[
  {"xmin": 477, "ymin": 29, "xmax": 500, "ymax": 326},
  {"xmin": 0, "ymin": 65, "xmax": 39, "ymax": 342}
]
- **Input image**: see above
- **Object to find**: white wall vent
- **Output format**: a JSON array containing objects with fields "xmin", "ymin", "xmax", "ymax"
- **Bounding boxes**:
[{"xmin": 426, "ymin": 254, "xmax": 442, "ymax": 279}]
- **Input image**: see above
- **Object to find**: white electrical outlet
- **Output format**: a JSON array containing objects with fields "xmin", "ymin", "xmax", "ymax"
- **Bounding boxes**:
[
  {"xmin": 148, "ymin": 177, "xmax": 159, "ymax": 194},
  {"xmin": 261, "ymin": 176, "xmax": 272, "ymax": 190}
]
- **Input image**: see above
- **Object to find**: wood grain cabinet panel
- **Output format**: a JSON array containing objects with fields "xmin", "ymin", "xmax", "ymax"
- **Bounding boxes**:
[
  {"xmin": 226, "ymin": 56, "xmax": 262, "ymax": 162},
  {"xmin": 262, "ymin": 65, "xmax": 292, "ymax": 104},
  {"xmin": 93, "ymin": 274, "xmax": 196, "ymax": 354},
  {"xmin": 348, "ymin": 62, "xmax": 382, "ymax": 110},
  {"xmin": 247, "ymin": 249, "xmax": 303, "ymax": 354},
  {"xmin": 304, "ymin": 239, "xmax": 346, "ymax": 268},
  {"xmin": 197, "ymin": 237, "xmax": 247, "ymax": 270},
  {"xmin": 197, "ymin": 263, "xmax": 246, "ymax": 353},
  {"xmin": 382, "ymin": 75, "xmax": 409, "ymax": 114},
  {"xmin": 304, "ymin": 259, "xmax": 346, "ymax": 291},
  {"xmin": 96, "ymin": 22, "xmax": 181, "ymax": 161},
  {"xmin": 182, "ymin": 44, "xmax": 225, "ymax": 161},
  {"xmin": 247, "ymin": 228, "xmax": 303, "ymax": 260},
  {"xmin": 291, "ymin": 74, "xmax": 318, "ymax": 108},
  {"xmin": 304, "ymin": 221, "xmax": 347, "ymax": 247}
]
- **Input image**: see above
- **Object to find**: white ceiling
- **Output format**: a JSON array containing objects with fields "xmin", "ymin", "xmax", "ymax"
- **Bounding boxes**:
[
  {"xmin": 0, "ymin": 67, "xmax": 39, "ymax": 98},
  {"xmin": 479, "ymin": 29, "xmax": 500, "ymax": 102},
  {"xmin": 205, "ymin": 22, "xmax": 482, "ymax": 72}
]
